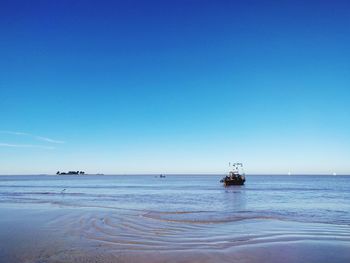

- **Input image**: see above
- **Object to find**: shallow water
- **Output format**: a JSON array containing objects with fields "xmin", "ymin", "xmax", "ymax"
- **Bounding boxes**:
[
  {"xmin": 1, "ymin": 175, "xmax": 349, "ymax": 224},
  {"xmin": 0, "ymin": 175, "xmax": 350, "ymax": 262}
]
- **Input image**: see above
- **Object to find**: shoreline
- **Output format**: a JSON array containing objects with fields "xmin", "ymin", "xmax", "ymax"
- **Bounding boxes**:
[{"xmin": 1, "ymin": 206, "xmax": 350, "ymax": 263}]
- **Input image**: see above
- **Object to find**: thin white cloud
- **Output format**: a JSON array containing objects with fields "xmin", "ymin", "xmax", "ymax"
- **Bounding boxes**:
[
  {"xmin": 0, "ymin": 131, "xmax": 65, "ymax": 144},
  {"xmin": 0, "ymin": 131, "xmax": 29, "ymax": 136},
  {"xmin": 0, "ymin": 143, "xmax": 55, "ymax": 150},
  {"xmin": 33, "ymin": 136, "xmax": 65, "ymax": 144}
]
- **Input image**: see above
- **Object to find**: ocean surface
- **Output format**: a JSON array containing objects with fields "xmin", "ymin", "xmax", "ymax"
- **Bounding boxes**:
[{"xmin": 0, "ymin": 174, "xmax": 350, "ymax": 262}]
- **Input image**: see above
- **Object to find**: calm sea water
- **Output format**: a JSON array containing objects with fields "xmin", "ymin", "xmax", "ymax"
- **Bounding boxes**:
[
  {"xmin": 1, "ymin": 174, "xmax": 350, "ymax": 263},
  {"xmin": 0, "ymin": 174, "xmax": 349, "ymax": 225}
]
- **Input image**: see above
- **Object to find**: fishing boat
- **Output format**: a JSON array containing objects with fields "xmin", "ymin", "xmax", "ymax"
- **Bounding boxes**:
[{"xmin": 220, "ymin": 163, "xmax": 246, "ymax": 186}]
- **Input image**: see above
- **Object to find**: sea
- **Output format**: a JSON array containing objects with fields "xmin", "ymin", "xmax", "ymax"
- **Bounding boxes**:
[{"xmin": 0, "ymin": 174, "xmax": 350, "ymax": 262}]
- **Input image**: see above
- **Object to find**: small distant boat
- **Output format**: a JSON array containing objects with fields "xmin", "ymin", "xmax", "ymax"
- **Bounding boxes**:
[
  {"xmin": 220, "ymin": 163, "xmax": 246, "ymax": 186},
  {"xmin": 159, "ymin": 174, "xmax": 166, "ymax": 178}
]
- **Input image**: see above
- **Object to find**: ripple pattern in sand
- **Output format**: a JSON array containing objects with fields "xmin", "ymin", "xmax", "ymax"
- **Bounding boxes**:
[{"xmin": 53, "ymin": 210, "xmax": 350, "ymax": 252}]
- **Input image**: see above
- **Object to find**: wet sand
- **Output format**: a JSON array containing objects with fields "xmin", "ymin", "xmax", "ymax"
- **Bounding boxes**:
[{"xmin": 1, "ymin": 207, "xmax": 350, "ymax": 263}]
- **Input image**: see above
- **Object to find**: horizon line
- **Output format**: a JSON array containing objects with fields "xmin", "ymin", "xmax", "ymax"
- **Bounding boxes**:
[{"xmin": 0, "ymin": 173, "xmax": 349, "ymax": 176}]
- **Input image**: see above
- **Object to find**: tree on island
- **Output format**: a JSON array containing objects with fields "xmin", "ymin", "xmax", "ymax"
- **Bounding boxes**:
[{"xmin": 56, "ymin": 170, "xmax": 85, "ymax": 175}]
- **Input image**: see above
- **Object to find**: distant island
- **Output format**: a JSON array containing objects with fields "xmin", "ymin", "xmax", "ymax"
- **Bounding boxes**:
[
  {"xmin": 56, "ymin": 171, "xmax": 104, "ymax": 175},
  {"xmin": 56, "ymin": 171, "xmax": 85, "ymax": 175}
]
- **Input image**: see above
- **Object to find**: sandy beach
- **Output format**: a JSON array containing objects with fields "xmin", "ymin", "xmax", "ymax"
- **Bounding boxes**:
[
  {"xmin": 1, "ymin": 176, "xmax": 350, "ymax": 263},
  {"xmin": 1, "ymin": 206, "xmax": 350, "ymax": 263}
]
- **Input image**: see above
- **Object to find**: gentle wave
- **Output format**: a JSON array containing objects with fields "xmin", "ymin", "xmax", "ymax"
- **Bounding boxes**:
[
  {"xmin": 1, "ymin": 175, "xmax": 350, "ymax": 226},
  {"xmin": 1, "ymin": 194, "xmax": 350, "ymax": 226}
]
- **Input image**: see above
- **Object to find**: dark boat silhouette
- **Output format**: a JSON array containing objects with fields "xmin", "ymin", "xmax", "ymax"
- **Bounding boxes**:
[{"xmin": 220, "ymin": 163, "xmax": 246, "ymax": 186}]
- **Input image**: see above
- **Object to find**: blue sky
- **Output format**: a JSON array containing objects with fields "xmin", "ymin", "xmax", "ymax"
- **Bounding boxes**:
[{"xmin": 0, "ymin": 0, "xmax": 349, "ymax": 174}]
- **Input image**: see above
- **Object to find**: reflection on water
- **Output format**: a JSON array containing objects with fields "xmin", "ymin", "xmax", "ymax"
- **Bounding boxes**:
[{"xmin": 223, "ymin": 186, "xmax": 247, "ymax": 211}]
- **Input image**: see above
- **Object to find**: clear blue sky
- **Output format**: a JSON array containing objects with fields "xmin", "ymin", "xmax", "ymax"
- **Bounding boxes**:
[{"xmin": 0, "ymin": 0, "xmax": 349, "ymax": 174}]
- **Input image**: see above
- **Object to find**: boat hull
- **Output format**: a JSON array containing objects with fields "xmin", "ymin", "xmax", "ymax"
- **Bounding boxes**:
[
  {"xmin": 224, "ymin": 179, "xmax": 245, "ymax": 186},
  {"xmin": 221, "ymin": 177, "xmax": 245, "ymax": 186}
]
